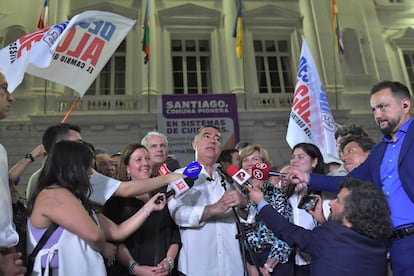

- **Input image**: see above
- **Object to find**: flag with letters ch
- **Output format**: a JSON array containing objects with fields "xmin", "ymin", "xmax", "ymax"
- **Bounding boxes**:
[
  {"xmin": 286, "ymin": 37, "xmax": 339, "ymax": 163},
  {"xmin": 0, "ymin": 10, "xmax": 135, "ymax": 97}
]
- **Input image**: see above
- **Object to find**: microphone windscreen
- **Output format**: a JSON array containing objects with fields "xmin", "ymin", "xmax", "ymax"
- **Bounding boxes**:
[
  {"xmin": 226, "ymin": 165, "xmax": 239, "ymax": 177},
  {"xmin": 166, "ymin": 159, "xmax": 180, "ymax": 172}
]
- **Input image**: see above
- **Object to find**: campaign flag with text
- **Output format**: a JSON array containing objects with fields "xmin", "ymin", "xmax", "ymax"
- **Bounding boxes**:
[
  {"xmin": 0, "ymin": 10, "xmax": 135, "ymax": 96},
  {"xmin": 286, "ymin": 37, "xmax": 339, "ymax": 163}
]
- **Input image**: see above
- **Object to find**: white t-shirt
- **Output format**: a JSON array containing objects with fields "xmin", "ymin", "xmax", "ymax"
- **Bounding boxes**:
[
  {"xmin": 0, "ymin": 144, "xmax": 19, "ymax": 247},
  {"xmin": 26, "ymin": 168, "xmax": 120, "ymax": 205}
]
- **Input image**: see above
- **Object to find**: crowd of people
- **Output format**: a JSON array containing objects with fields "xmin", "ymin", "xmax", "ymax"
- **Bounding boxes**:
[{"xmin": 1, "ymin": 69, "xmax": 413, "ymax": 276}]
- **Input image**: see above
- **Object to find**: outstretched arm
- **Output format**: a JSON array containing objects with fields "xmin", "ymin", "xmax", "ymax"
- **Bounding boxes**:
[{"xmin": 115, "ymin": 173, "xmax": 185, "ymax": 197}]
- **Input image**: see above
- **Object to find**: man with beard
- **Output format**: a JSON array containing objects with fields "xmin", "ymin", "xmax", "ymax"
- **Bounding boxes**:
[
  {"xmin": 284, "ymin": 81, "xmax": 414, "ymax": 276},
  {"xmin": 247, "ymin": 178, "xmax": 393, "ymax": 276}
]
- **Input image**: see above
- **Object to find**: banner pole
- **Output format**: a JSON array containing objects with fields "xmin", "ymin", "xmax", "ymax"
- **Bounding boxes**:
[{"xmin": 61, "ymin": 96, "xmax": 81, "ymax": 123}]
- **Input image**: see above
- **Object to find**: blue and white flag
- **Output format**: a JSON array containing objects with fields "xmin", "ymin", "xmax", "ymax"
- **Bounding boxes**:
[
  {"xmin": 286, "ymin": 37, "xmax": 339, "ymax": 163},
  {"xmin": 0, "ymin": 10, "xmax": 135, "ymax": 96}
]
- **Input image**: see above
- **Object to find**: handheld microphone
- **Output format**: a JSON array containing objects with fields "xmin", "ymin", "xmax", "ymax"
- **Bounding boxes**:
[
  {"xmin": 251, "ymin": 163, "xmax": 287, "ymax": 181},
  {"xmin": 216, "ymin": 165, "xmax": 234, "ymax": 183},
  {"xmin": 226, "ymin": 165, "xmax": 251, "ymax": 187},
  {"xmin": 155, "ymin": 161, "xmax": 202, "ymax": 203},
  {"xmin": 155, "ymin": 177, "xmax": 195, "ymax": 203}
]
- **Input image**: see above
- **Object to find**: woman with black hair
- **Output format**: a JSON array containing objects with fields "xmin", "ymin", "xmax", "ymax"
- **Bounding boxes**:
[{"xmin": 26, "ymin": 140, "xmax": 167, "ymax": 275}]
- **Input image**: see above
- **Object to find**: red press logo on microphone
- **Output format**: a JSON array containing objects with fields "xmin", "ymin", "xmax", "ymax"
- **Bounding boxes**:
[
  {"xmin": 235, "ymin": 170, "xmax": 249, "ymax": 182},
  {"xmin": 157, "ymin": 164, "xmax": 170, "ymax": 176},
  {"xmin": 175, "ymin": 179, "xmax": 187, "ymax": 192},
  {"xmin": 252, "ymin": 169, "xmax": 264, "ymax": 180}
]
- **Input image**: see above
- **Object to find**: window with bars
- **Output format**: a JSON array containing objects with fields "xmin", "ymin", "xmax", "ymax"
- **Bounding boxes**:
[
  {"xmin": 171, "ymin": 39, "xmax": 211, "ymax": 94},
  {"xmin": 403, "ymin": 52, "xmax": 414, "ymax": 90},
  {"xmin": 85, "ymin": 40, "xmax": 126, "ymax": 96},
  {"xmin": 254, "ymin": 39, "xmax": 294, "ymax": 94}
]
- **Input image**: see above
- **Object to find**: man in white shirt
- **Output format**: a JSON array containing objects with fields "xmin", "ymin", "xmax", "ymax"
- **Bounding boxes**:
[
  {"xmin": 0, "ymin": 72, "xmax": 26, "ymax": 275},
  {"xmin": 168, "ymin": 125, "xmax": 247, "ymax": 276}
]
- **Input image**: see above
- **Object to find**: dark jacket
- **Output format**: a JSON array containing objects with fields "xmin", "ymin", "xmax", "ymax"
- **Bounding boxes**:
[{"xmin": 258, "ymin": 205, "xmax": 388, "ymax": 276}]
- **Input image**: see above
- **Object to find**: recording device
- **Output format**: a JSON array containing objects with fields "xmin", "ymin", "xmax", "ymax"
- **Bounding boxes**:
[
  {"xmin": 226, "ymin": 165, "xmax": 252, "ymax": 187},
  {"xmin": 297, "ymin": 194, "xmax": 319, "ymax": 211},
  {"xmin": 251, "ymin": 163, "xmax": 287, "ymax": 181},
  {"xmin": 155, "ymin": 177, "xmax": 195, "ymax": 203},
  {"xmin": 155, "ymin": 161, "xmax": 202, "ymax": 203}
]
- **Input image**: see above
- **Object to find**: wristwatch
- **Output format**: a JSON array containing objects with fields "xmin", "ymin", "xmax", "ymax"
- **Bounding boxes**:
[{"xmin": 25, "ymin": 153, "xmax": 35, "ymax": 162}]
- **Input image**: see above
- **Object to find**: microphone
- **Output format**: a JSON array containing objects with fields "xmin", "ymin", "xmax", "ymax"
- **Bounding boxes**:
[
  {"xmin": 155, "ymin": 177, "xmax": 195, "ymax": 203},
  {"xmin": 226, "ymin": 165, "xmax": 252, "ymax": 187},
  {"xmin": 155, "ymin": 161, "xmax": 202, "ymax": 203},
  {"xmin": 216, "ymin": 165, "xmax": 234, "ymax": 183},
  {"xmin": 251, "ymin": 163, "xmax": 287, "ymax": 181}
]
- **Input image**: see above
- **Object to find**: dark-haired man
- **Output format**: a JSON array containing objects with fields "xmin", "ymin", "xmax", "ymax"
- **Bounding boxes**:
[
  {"xmin": 247, "ymin": 178, "xmax": 392, "ymax": 276},
  {"xmin": 285, "ymin": 81, "xmax": 414, "ymax": 276}
]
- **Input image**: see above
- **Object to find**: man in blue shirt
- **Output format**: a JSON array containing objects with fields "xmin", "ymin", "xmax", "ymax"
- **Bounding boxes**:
[{"xmin": 285, "ymin": 81, "xmax": 414, "ymax": 276}]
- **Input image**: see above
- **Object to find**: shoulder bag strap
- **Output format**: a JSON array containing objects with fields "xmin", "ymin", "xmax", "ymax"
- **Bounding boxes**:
[{"xmin": 26, "ymin": 223, "xmax": 59, "ymax": 275}]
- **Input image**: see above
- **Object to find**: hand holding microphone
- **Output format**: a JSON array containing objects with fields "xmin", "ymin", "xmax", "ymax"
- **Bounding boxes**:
[{"xmin": 155, "ymin": 161, "xmax": 202, "ymax": 203}]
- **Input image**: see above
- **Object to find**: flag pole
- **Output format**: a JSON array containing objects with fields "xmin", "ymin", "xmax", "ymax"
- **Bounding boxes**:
[
  {"xmin": 61, "ymin": 96, "xmax": 81, "ymax": 123},
  {"xmin": 147, "ymin": 60, "xmax": 150, "ymax": 112}
]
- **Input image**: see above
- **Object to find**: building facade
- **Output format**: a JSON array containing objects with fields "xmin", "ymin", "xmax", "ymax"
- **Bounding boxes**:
[{"xmin": 0, "ymin": 0, "xmax": 413, "ymax": 193}]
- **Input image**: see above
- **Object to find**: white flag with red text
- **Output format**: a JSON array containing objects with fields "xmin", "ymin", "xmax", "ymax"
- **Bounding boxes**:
[
  {"xmin": 0, "ymin": 10, "xmax": 135, "ymax": 97},
  {"xmin": 286, "ymin": 37, "xmax": 339, "ymax": 163}
]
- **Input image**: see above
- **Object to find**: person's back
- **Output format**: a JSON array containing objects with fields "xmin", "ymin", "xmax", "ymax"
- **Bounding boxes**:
[
  {"xmin": 249, "ymin": 178, "xmax": 392, "ymax": 276},
  {"xmin": 308, "ymin": 222, "xmax": 387, "ymax": 276}
]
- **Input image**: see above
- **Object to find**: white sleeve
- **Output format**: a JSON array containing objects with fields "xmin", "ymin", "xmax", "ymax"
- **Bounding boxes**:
[
  {"xmin": 0, "ymin": 145, "xmax": 19, "ymax": 247},
  {"xmin": 89, "ymin": 170, "xmax": 121, "ymax": 205}
]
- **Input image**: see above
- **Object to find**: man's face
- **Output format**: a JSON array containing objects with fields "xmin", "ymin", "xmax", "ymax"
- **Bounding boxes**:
[
  {"xmin": 192, "ymin": 127, "xmax": 222, "ymax": 163},
  {"xmin": 95, "ymin": 153, "xmax": 116, "ymax": 177},
  {"xmin": 370, "ymin": 88, "xmax": 407, "ymax": 137},
  {"xmin": 328, "ymin": 187, "xmax": 350, "ymax": 223},
  {"xmin": 341, "ymin": 142, "xmax": 370, "ymax": 172},
  {"xmin": 0, "ymin": 73, "xmax": 14, "ymax": 120},
  {"xmin": 146, "ymin": 135, "xmax": 168, "ymax": 166}
]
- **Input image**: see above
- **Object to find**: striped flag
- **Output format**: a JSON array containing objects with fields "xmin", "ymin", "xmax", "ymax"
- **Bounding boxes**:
[
  {"xmin": 286, "ymin": 37, "xmax": 339, "ymax": 163},
  {"xmin": 37, "ymin": 0, "xmax": 49, "ymax": 29},
  {"xmin": 332, "ymin": 0, "xmax": 344, "ymax": 57},
  {"xmin": 232, "ymin": 0, "xmax": 243, "ymax": 59},
  {"xmin": 142, "ymin": 0, "xmax": 150, "ymax": 64}
]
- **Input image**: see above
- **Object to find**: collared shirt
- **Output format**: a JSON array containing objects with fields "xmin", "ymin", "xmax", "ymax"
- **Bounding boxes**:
[
  {"xmin": 0, "ymin": 144, "xmax": 19, "ymax": 247},
  {"xmin": 381, "ymin": 119, "xmax": 414, "ymax": 228},
  {"xmin": 168, "ymin": 164, "xmax": 244, "ymax": 276}
]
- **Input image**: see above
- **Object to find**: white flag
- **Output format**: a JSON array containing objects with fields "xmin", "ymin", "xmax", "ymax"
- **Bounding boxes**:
[
  {"xmin": 286, "ymin": 37, "xmax": 339, "ymax": 163},
  {"xmin": 0, "ymin": 10, "xmax": 135, "ymax": 97}
]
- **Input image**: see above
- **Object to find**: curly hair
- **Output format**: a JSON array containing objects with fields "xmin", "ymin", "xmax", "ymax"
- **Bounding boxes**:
[
  {"xmin": 339, "ymin": 136, "xmax": 376, "ymax": 154},
  {"xmin": 340, "ymin": 178, "xmax": 393, "ymax": 240}
]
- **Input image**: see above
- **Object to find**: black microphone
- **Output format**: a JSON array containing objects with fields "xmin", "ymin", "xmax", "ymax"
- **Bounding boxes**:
[
  {"xmin": 155, "ymin": 177, "xmax": 195, "ymax": 203},
  {"xmin": 216, "ymin": 165, "xmax": 234, "ymax": 184}
]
